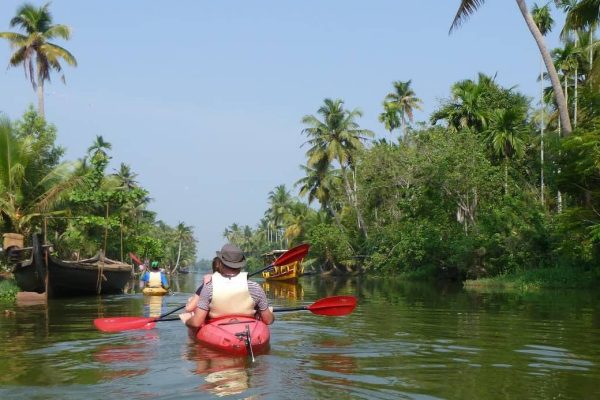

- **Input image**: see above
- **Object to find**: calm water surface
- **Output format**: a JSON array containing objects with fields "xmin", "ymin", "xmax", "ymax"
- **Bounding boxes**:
[{"xmin": 0, "ymin": 274, "xmax": 599, "ymax": 399}]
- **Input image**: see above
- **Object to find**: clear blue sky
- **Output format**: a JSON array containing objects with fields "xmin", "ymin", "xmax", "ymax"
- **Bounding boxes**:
[{"xmin": 0, "ymin": 1, "xmax": 565, "ymax": 259}]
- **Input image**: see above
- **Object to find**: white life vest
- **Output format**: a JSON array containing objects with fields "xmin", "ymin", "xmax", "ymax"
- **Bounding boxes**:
[
  {"xmin": 148, "ymin": 271, "xmax": 163, "ymax": 288},
  {"xmin": 208, "ymin": 272, "xmax": 255, "ymax": 319}
]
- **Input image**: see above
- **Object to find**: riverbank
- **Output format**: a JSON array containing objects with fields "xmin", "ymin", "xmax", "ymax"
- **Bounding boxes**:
[
  {"xmin": 463, "ymin": 265, "xmax": 599, "ymax": 291},
  {"xmin": 0, "ymin": 280, "xmax": 18, "ymax": 302}
]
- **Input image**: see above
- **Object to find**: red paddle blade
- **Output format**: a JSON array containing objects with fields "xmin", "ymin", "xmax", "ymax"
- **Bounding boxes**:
[
  {"xmin": 93, "ymin": 317, "xmax": 157, "ymax": 333},
  {"xmin": 273, "ymin": 243, "xmax": 309, "ymax": 266},
  {"xmin": 129, "ymin": 252, "xmax": 143, "ymax": 266},
  {"xmin": 307, "ymin": 296, "xmax": 357, "ymax": 316}
]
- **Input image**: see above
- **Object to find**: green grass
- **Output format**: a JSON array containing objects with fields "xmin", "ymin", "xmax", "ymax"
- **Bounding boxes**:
[
  {"xmin": 0, "ymin": 280, "xmax": 19, "ymax": 302},
  {"xmin": 464, "ymin": 266, "xmax": 598, "ymax": 292}
]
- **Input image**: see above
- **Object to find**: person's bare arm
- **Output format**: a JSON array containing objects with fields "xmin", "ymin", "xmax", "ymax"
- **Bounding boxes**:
[
  {"xmin": 259, "ymin": 307, "xmax": 275, "ymax": 325},
  {"xmin": 184, "ymin": 308, "xmax": 208, "ymax": 329},
  {"xmin": 185, "ymin": 294, "xmax": 200, "ymax": 312}
]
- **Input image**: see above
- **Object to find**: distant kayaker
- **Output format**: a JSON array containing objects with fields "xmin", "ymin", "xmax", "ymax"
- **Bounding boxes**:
[
  {"xmin": 180, "ymin": 243, "xmax": 275, "ymax": 328},
  {"xmin": 140, "ymin": 261, "xmax": 169, "ymax": 290}
]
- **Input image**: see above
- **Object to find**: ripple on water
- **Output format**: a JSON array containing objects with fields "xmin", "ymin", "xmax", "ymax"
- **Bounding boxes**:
[{"xmin": 515, "ymin": 344, "xmax": 594, "ymax": 374}]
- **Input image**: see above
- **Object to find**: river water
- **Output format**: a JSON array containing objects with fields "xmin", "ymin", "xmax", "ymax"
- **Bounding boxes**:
[{"xmin": 0, "ymin": 273, "xmax": 599, "ymax": 399}]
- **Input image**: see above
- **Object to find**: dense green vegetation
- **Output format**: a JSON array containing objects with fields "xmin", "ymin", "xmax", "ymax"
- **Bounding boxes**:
[
  {"xmin": 1, "ymin": 2, "xmax": 598, "ymax": 286},
  {"xmin": 223, "ymin": 2, "xmax": 600, "ymax": 286},
  {"xmin": 0, "ymin": 108, "xmax": 197, "ymax": 273}
]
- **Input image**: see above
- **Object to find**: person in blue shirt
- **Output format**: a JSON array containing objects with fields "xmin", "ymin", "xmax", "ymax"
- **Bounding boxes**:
[{"xmin": 140, "ymin": 261, "xmax": 169, "ymax": 289}]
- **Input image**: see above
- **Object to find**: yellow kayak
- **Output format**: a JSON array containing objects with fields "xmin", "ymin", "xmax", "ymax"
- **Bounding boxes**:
[{"xmin": 142, "ymin": 287, "xmax": 168, "ymax": 296}]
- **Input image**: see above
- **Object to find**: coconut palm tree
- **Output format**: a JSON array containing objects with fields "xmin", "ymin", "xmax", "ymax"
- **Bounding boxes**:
[
  {"xmin": 112, "ymin": 163, "xmax": 139, "ymax": 191},
  {"xmin": 301, "ymin": 98, "xmax": 374, "ymax": 237},
  {"xmin": 378, "ymin": 102, "xmax": 401, "ymax": 136},
  {"xmin": 450, "ymin": 0, "xmax": 573, "ymax": 135},
  {"xmin": 173, "ymin": 222, "xmax": 194, "ymax": 273},
  {"xmin": 296, "ymin": 159, "xmax": 339, "ymax": 209},
  {"xmin": 563, "ymin": 0, "xmax": 600, "ymax": 31},
  {"xmin": 0, "ymin": 2, "xmax": 77, "ymax": 118},
  {"xmin": 265, "ymin": 184, "xmax": 292, "ymax": 246},
  {"xmin": 0, "ymin": 117, "xmax": 80, "ymax": 235},
  {"xmin": 561, "ymin": 0, "xmax": 599, "ymax": 83},
  {"xmin": 430, "ymin": 74, "xmax": 493, "ymax": 132},
  {"xmin": 381, "ymin": 80, "xmax": 423, "ymax": 139},
  {"xmin": 485, "ymin": 108, "xmax": 528, "ymax": 194},
  {"xmin": 533, "ymin": 3, "xmax": 555, "ymax": 35},
  {"xmin": 532, "ymin": 2, "xmax": 554, "ymax": 204}
]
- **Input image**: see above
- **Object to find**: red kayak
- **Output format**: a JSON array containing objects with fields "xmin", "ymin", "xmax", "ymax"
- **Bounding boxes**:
[{"xmin": 191, "ymin": 315, "xmax": 270, "ymax": 357}]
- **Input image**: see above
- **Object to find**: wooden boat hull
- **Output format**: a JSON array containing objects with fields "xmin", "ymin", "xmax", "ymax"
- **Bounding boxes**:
[
  {"xmin": 192, "ymin": 316, "xmax": 270, "ymax": 357},
  {"xmin": 48, "ymin": 258, "xmax": 132, "ymax": 296},
  {"xmin": 12, "ymin": 234, "xmax": 47, "ymax": 293},
  {"xmin": 262, "ymin": 260, "xmax": 303, "ymax": 281},
  {"xmin": 142, "ymin": 287, "xmax": 168, "ymax": 296},
  {"xmin": 11, "ymin": 234, "xmax": 133, "ymax": 297}
]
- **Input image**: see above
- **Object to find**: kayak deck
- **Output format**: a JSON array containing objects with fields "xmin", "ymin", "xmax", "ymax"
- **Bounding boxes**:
[
  {"xmin": 142, "ymin": 287, "xmax": 168, "ymax": 296},
  {"xmin": 192, "ymin": 315, "xmax": 270, "ymax": 357}
]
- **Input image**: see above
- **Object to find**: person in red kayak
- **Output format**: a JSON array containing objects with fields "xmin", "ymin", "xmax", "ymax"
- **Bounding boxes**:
[{"xmin": 180, "ymin": 243, "xmax": 274, "ymax": 328}]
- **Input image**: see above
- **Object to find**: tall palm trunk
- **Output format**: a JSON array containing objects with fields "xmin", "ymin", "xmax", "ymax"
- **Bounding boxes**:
[
  {"xmin": 37, "ymin": 82, "xmax": 45, "ymax": 119},
  {"xmin": 515, "ymin": 0, "xmax": 572, "ymax": 135},
  {"xmin": 174, "ymin": 240, "xmax": 182, "ymax": 273},
  {"xmin": 504, "ymin": 156, "xmax": 509, "ymax": 196},
  {"xmin": 340, "ymin": 164, "xmax": 368, "ymax": 238},
  {"xmin": 574, "ymin": 66, "xmax": 578, "ymax": 128},
  {"xmin": 540, "ymin": 60, "xmax": 545, "ymax": 205}
]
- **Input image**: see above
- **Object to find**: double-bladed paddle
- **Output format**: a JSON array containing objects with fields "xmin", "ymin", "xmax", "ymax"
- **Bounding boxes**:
[
  {"xmin": 272, "ymin": 295, "xmax": 357, "ymax": 316},
  {"xmin": 147, "ymin": 295, "xmax": 357, "ymax": 322},
  {"xmin": 93, "ymin": 243, "xmax": 310, "ymax": 333}
]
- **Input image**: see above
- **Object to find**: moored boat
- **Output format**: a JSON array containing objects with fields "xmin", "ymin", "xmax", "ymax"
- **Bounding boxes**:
[
  {"xmin": 261, "ymin": 249, "xmax": 304, "ymax": 282},
  {"xmin": 191, "ymin": 316, "xmax": 270, "ymax": 357},
  {"xmin": 142, "ymin": 287, "xmax": 168, "ymax": 296},
  {"xmin": 11, "ymin": 234, "xmax": 133, "ymax": 297}
]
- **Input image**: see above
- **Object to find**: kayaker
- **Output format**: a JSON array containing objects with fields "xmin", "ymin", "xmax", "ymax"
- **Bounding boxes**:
[
  {"xmin": 140, "ymin": 261, "xmax": 169, "ymax": 290},
  {"xmin": 180, "ymin": 243, "xmax": 275, "ymax": 328}
]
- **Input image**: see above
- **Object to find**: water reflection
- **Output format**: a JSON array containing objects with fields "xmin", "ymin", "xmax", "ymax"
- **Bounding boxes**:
[
  {"xmin": 93, "ymin": 341, "xmax": 150, "ymax": 380},
  {"xmin": 143, "ymin": 295, "xmax": 167, "ymax": 318},
  {"xmin": 262, "ymin": 280, "xmax": 304, "ymax": 301},
  {"xmin": 186, "ymin": 344, "xmax": 251, "ymax": 397},
  {"xmin": 1, "ymin": 274, "xmax": 599, "ymax": 399}
]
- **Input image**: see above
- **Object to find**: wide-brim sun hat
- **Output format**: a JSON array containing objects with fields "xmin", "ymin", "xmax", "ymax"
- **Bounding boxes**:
[{"xmin": 216, "ymin": 243, "xmax": 246, "ymax": 269}]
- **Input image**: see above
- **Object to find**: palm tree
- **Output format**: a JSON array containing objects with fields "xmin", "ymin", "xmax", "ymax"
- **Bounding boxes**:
[
  {"xmin": 296, "ymin": 158, "xmax": 338, "ymax": 209},
  {"xmin": 532, "ymin": 2, "xmax": 554, "ymax": 204},
  {"xmin": 430, "ymin": 74, "xmax": 493, "ymax": 132},
  {"xmin": 173, "ymin": 222, "xmax": 194, "ymax": 273},
  {"xmin": 552, "ymin": 42, "xmax": 581, "ymax": 121},
  {"xmin": 0, "ymin": 117, "xmax": 80, "ymax": 235},
  {"xmin": 87, "ymin": 135, "xmax": 112, "ymax": 161},
  {"xmin": 563, "ymin": 0, "xmax": 600, "ymax": 31},
  {"xmin": 381, "ymin": 80, "xmax": 423, "ymax": 139},
  {"xmin": 450, "ymin": 0, "xmax": 573, "ymax": 135},
  {"xmin": 302, "ymin": 98, "xmax": 374, "ymax": 237},
  {"xmin": 265, "ymin": 184, "xmax": 292, "ymax": 246},
  {"xmin": 562, "ymin": 0, "xmax": 599, "ymax": 82},
  {"xmin": 485, "ymin": 108, "xmax": 528, "ymax": 194},
  {"xmin": 0, "ymin": 2, "xmax": 77, "ymax": 118},
  {"xmin": 112, "ymin": 163, "xmax": 138, "ymax": 191},
  {"xmin": 378, "ymin": 102, "xmax": 401, "ymax": 135}
]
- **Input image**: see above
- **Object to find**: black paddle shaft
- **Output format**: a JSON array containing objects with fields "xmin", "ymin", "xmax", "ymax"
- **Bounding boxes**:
[{"xmin": 273, "ymin": 306, "xmax": 309, "ymax": 313}]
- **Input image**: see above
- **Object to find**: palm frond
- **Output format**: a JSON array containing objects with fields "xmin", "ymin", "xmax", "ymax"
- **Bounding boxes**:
[{"xmin": 450, "ymin": 0, "xmax": 486, "ymax": 33}]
